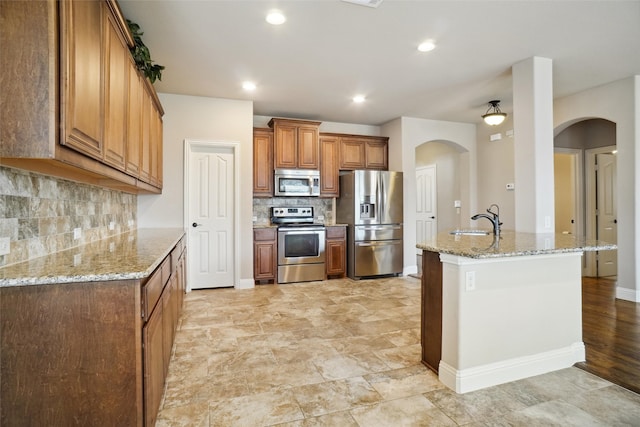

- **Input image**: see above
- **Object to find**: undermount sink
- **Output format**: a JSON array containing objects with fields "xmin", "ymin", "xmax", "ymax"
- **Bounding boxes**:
[{"xmin": 449, "ymin": 229, "xmax": 491, "ymax": 236}]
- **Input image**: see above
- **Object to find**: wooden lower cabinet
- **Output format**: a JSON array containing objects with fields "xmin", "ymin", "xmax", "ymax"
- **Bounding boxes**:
[
  {"xmin": 254, "ymin": 228, "xmax": 277, "ymax": 283},
  {"xmin": 143, "ymin": 298, "xmax": 165, "ymax": 427},
  {"xmin": 421, "ymin": 250, "xmax": 443, "ymax": 374},
  {"xmin": 0, "ymin": 236, "xmax": 187, "ymax": 427},
  {"xmin": 326, "ymin": 226, "xmax": 346, "ymax": 278}
]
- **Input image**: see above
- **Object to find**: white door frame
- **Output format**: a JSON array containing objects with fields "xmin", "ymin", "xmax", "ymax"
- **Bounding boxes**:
[
  {"xmin": 183, "ymin": 139, "xmax": 241, "ymax": 291},
  {"xmin": 585, "ymin": 145, "xmax": 617, "ymax": 277}
]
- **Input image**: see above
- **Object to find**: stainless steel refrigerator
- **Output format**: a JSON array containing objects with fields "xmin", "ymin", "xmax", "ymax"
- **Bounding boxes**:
[{"xmin": 336, "ymin": 170, "xmax": 403, "ymax": 279}]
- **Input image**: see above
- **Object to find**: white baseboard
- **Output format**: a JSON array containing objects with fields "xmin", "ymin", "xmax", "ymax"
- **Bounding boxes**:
[
  {"xmin": 438, "ymin": 342, "xmax": 586, "ymax": 394},
  {"xmin": 403, "ymin": 265, "xmax": 418, "ymax": 276},
  {"xmin": 235, "ymin": 278, "xmax": 255, "ymax": 290},
  {"xmin": 616, "ymin": 286, "xmax": 640, "ymax": 302}
]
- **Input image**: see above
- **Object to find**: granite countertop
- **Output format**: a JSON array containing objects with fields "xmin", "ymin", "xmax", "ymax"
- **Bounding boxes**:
[
  {"xmin": 417, "ymin": 230, "xmax": 617, "ymax": 259},
  {"xmin": 0, "ymin": 228, "xmax": 185, "ymax": 287}
]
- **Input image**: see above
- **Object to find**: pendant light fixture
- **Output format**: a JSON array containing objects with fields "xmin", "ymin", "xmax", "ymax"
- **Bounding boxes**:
[{"xmin": 482, "ymin": 100, "xmax": 507, "ymax": 126}]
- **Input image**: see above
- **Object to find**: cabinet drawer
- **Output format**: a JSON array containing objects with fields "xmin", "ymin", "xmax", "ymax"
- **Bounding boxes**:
[
  {"xmin": 143, "ymin": 269, "xmax": 162, "ymax": 322},
  {"xmin": 171, "ymin": 237, "xmax": 186, "ymax": 272},
  {"xmin": 160, "ymin": 256, "xmax": 171, "ymax": 285},
  {"xmin": 143, "ymin": 257, "xmax": 170, "ymax": 322},
  {"xmin": 254, "ymin": 228, "xmax": 277, "ymax": 241},
  {"xmin": 326, "ymin": 226, "xmax": 346, "ymax": 239}
]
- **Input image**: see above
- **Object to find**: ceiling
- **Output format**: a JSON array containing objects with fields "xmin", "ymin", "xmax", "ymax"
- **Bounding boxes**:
[{"xmin": 118, "ymin": 0, "xmax": 640, "ymax": 126}]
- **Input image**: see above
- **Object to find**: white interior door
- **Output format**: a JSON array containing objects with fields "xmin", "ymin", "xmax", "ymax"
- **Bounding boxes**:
[
  {"xmin": 416, "ymin": 165, "xmax": 437, "ymax": 255},
  {"xmin": 596, "ymin": 152, "xmax": 617, "ymax": 277},
  {"xmin": 553, "ymin": 152, "xmax": 577, "ymax": 235},
  {"xmin": 187, "ymin": 142, "xmax": 235, "ymax": 289}
]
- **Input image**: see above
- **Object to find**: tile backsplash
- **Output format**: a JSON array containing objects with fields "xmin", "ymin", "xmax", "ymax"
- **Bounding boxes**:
[
  {"xmin": 0, "ymin": 166, "xmax": 137, "ymax": 267},
  {"xmin": 253, "ymin": 197, "xmax": 334, "ymax": 225}
]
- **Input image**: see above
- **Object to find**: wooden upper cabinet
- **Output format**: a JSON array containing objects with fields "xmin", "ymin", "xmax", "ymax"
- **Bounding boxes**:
[
  {"xmin": 297, "ymin": 125, "xmax": 320, "ymax": 169},
  {"xmin": 364, "ymin": 137, "xmax": 388, "ymax": 169},
  {"xmin": 0, "ymin": 0, "xmax": 164, "ymax": 194},
  {"xmin": 103, "ymin": 8, "xmax": 128, "ymax": 171},
  {"xmin": 339, "ymin": 135, "xmax": 389, "ymax": 170},
  {"xmin": 269, "ymin": 118, "xmax": 321, "ymax": 170},
  {"xmin": 319, "ymin": 135, "xmax": 340, "ymax": 197},
  {"xmin": 339, "ymin": 137, "xmax": 366, "ymax": 170},
  {"xmin": 139, "ymin": 90, "xmax": 152, "ymax": 184},
  {"xmin": 60, "ymin": 0, "xmax": 104, "ymax": 160},
  {"xmin": 253, "ymin": 128, "xmax": 274, "ymax": 196},
  {"xmin": 126, "ymin": 60, "xmax": 143, "ymax": 176}
]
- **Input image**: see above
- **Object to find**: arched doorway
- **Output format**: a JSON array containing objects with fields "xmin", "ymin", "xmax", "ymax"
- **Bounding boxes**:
[
  {"xmin": 554, "ymin": 118, "xmax": 617, "ymax": 277},
  {"xmin": 414, "ymin": 140, "xmax": 468, "ymax": 277}
]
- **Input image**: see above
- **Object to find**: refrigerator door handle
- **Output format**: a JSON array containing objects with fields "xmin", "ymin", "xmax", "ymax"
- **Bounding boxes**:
[{"xmin": 378, "ymin": 174, "xmax": 384, "ymax": 221}]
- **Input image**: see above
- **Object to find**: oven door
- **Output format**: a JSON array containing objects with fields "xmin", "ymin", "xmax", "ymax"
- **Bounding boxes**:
[{"xmin": 278, "ymin": 228, "xmax": 326, "ymax": 265}]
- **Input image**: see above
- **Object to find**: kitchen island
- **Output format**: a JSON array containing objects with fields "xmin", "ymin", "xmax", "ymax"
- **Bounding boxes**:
[{"xmin": 417, "ymin": 230, "xmax": 616, "ymax": 394}]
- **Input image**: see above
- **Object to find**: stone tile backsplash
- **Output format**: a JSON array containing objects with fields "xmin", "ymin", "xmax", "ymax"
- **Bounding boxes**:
[
  {"xmin": 0, "ymin": 166, "xmax": 137, "ymax": 267},
  {"xmin": 253, "ymin": 197, "xmax": 334, "ymax": 225}
]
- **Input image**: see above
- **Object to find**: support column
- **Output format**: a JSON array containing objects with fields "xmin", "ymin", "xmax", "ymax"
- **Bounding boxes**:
[{"xmin": 512, "ymin": 57, "xmax": 555, "ymax": 233}]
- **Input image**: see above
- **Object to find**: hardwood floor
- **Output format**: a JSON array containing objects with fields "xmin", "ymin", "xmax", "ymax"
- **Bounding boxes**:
[{"xmin": 577, "ymin": 277, "xmax": 640, "ymax": 394}]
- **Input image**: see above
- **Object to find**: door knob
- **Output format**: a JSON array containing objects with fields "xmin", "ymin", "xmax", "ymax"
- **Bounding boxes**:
[
  {"xmin": 430, "ymin": 216, "xmax": 435, "ymax": 219},
  {"xmin": 192, "ymin": 222, "xmax": 202, "ymax": 228}
]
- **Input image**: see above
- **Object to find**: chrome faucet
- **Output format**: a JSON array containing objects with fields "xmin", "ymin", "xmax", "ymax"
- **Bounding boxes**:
[{"xmin": 471, "ymin": 204, "xmax": 502, "ymax": 236}]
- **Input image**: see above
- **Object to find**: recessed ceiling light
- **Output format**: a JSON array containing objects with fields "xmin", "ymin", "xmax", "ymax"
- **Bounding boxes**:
[
  {"xmin": 242, "ymin": 81, "xmax": 256, "ymax": 91},
  {"xmin": 353, "ymin": 95, "xmax": 366, "ymax": 103},
  {"xmin": 418, "ymin": 40, "xmax": 436, "ymax": 52},
  {"xmin": 266, "ymin": 11, "xmax": 286, "ymax": 25}
]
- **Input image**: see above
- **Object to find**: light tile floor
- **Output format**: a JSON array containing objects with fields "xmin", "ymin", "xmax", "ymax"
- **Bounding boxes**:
[{"xmin": 157, "ymin": 276, "xmax": 640, "ymax": 426}]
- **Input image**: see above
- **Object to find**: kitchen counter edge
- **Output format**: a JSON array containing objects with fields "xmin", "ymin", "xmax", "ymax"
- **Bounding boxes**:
[
  {"xmin": 416, "ymin": 230, "xmax": 617, "ymax": 259},
  {"xmin": 0, "ymin": 228, "xmax": 185, "ymax": 287}
]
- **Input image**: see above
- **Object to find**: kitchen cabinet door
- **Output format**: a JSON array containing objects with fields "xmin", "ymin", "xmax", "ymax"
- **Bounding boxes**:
[
  {"xmin": 320, "ymin": 135, "xmax": 340, "ymax": 197},
  {"xmin": 365, "ymin": 138, "xmax": 388, "ymax": 170},
  {"xmin": 254, "ymin": 228, "xmax": 277, "ymax": 283},
  {"xmin": 103, "ymin": 9, "xmax": 128, "ymax": 171},
  {"xmin": 274, "ymin": 122, "xmax": 298, "ymax": 169},
  {"xmin": 60, "ymin": 0, "xmax": 104, "ymax": 160},
  {"xmin": 253, "ymin": 128, "xmax": 274, "ymax": 196},
  {"xmin": 143, "ymin": 300, "xmax": 164, "ymax": 427},
  {"xmin": 326, "ymin": 226, "xmax": 346, "ymax": 278},
  {"xmin": 126, "ymin": 61, "xmax": 143, "ymax": 177},
  {"xmin": 297, "ymin": 125, "xmax": 320, "ymax": 169},
  {"xmin": 339, "ymin": 137, "xmax": 366, "ymax": 170}
]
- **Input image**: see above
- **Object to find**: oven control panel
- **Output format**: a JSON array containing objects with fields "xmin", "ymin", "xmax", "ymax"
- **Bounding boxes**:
[{"xmin": 272, "ymin": 207, "xmax": 313, "ymax": 218}]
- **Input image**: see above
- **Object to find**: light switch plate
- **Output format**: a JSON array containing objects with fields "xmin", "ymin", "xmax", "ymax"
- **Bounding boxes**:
[{"xmin": 73, "ymin": 228, "xmax": 82, "ymax": 240}]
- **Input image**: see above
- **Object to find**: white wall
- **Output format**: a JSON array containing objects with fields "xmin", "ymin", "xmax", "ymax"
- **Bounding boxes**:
[
  {"xmin": 383, "ymin": 117, "xmax": 477, "ymax": 275},
  {"xmin": 138, "ymin": 93, "xmax": 254, "ymax": 284},
  {"xmin": 475, "ymin": 117, "xmax": 516, "ymax": 230},
  {"xmin": 554, "ymin": 76, "xmax": 639, "ymax": 301}
]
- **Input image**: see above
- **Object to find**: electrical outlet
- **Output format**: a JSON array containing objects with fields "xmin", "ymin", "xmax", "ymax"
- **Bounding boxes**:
[
  {"xmin": 0, "ymin": 237, "xmax": 10, "ymax": 256},
  {"xmin": 544, "ymin": 216, "xmax": 551, "ymax": 228},
  {"xmin": 73, "ymin": 228, "xmax": 82, "ymax": 240},
  {"xmin": 454, "ymin": 200, "xmax": 461, "ymax": 208},
  {"xmin": 465, "ymin": 271, "xmax": 476, "ymax": 291},
  {"xmin": 73, "ymin": 253, "xmax": 82, "ymax": 266}
]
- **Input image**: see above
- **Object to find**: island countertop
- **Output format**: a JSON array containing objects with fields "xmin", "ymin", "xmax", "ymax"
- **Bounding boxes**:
[
  {"xmin": 417, "ymin": 230, "xmax": 617, "ymax": 259},
  {"xmin": 0, "ymin": 228, "xmax": 185, "ymax": 287}
]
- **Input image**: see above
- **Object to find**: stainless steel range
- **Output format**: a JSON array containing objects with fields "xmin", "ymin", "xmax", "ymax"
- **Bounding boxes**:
[{"xmin": 271, "ymin": 207, "xmax": 326, "ymax": 284}]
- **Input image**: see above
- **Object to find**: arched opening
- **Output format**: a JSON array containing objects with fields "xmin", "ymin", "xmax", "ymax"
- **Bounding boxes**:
[
  {"xmin": 554, "ymin": 118, "xmax": 617, "ymax": 277},
  {"xmin": 414, "ymin": 139, "xmax": 469, "ymax": 277}
]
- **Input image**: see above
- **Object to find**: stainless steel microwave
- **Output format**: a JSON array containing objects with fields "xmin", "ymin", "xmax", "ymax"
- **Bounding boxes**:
[{"xmin": 274, "ymin": 169, "xmax": 320, "ymax": 197}]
